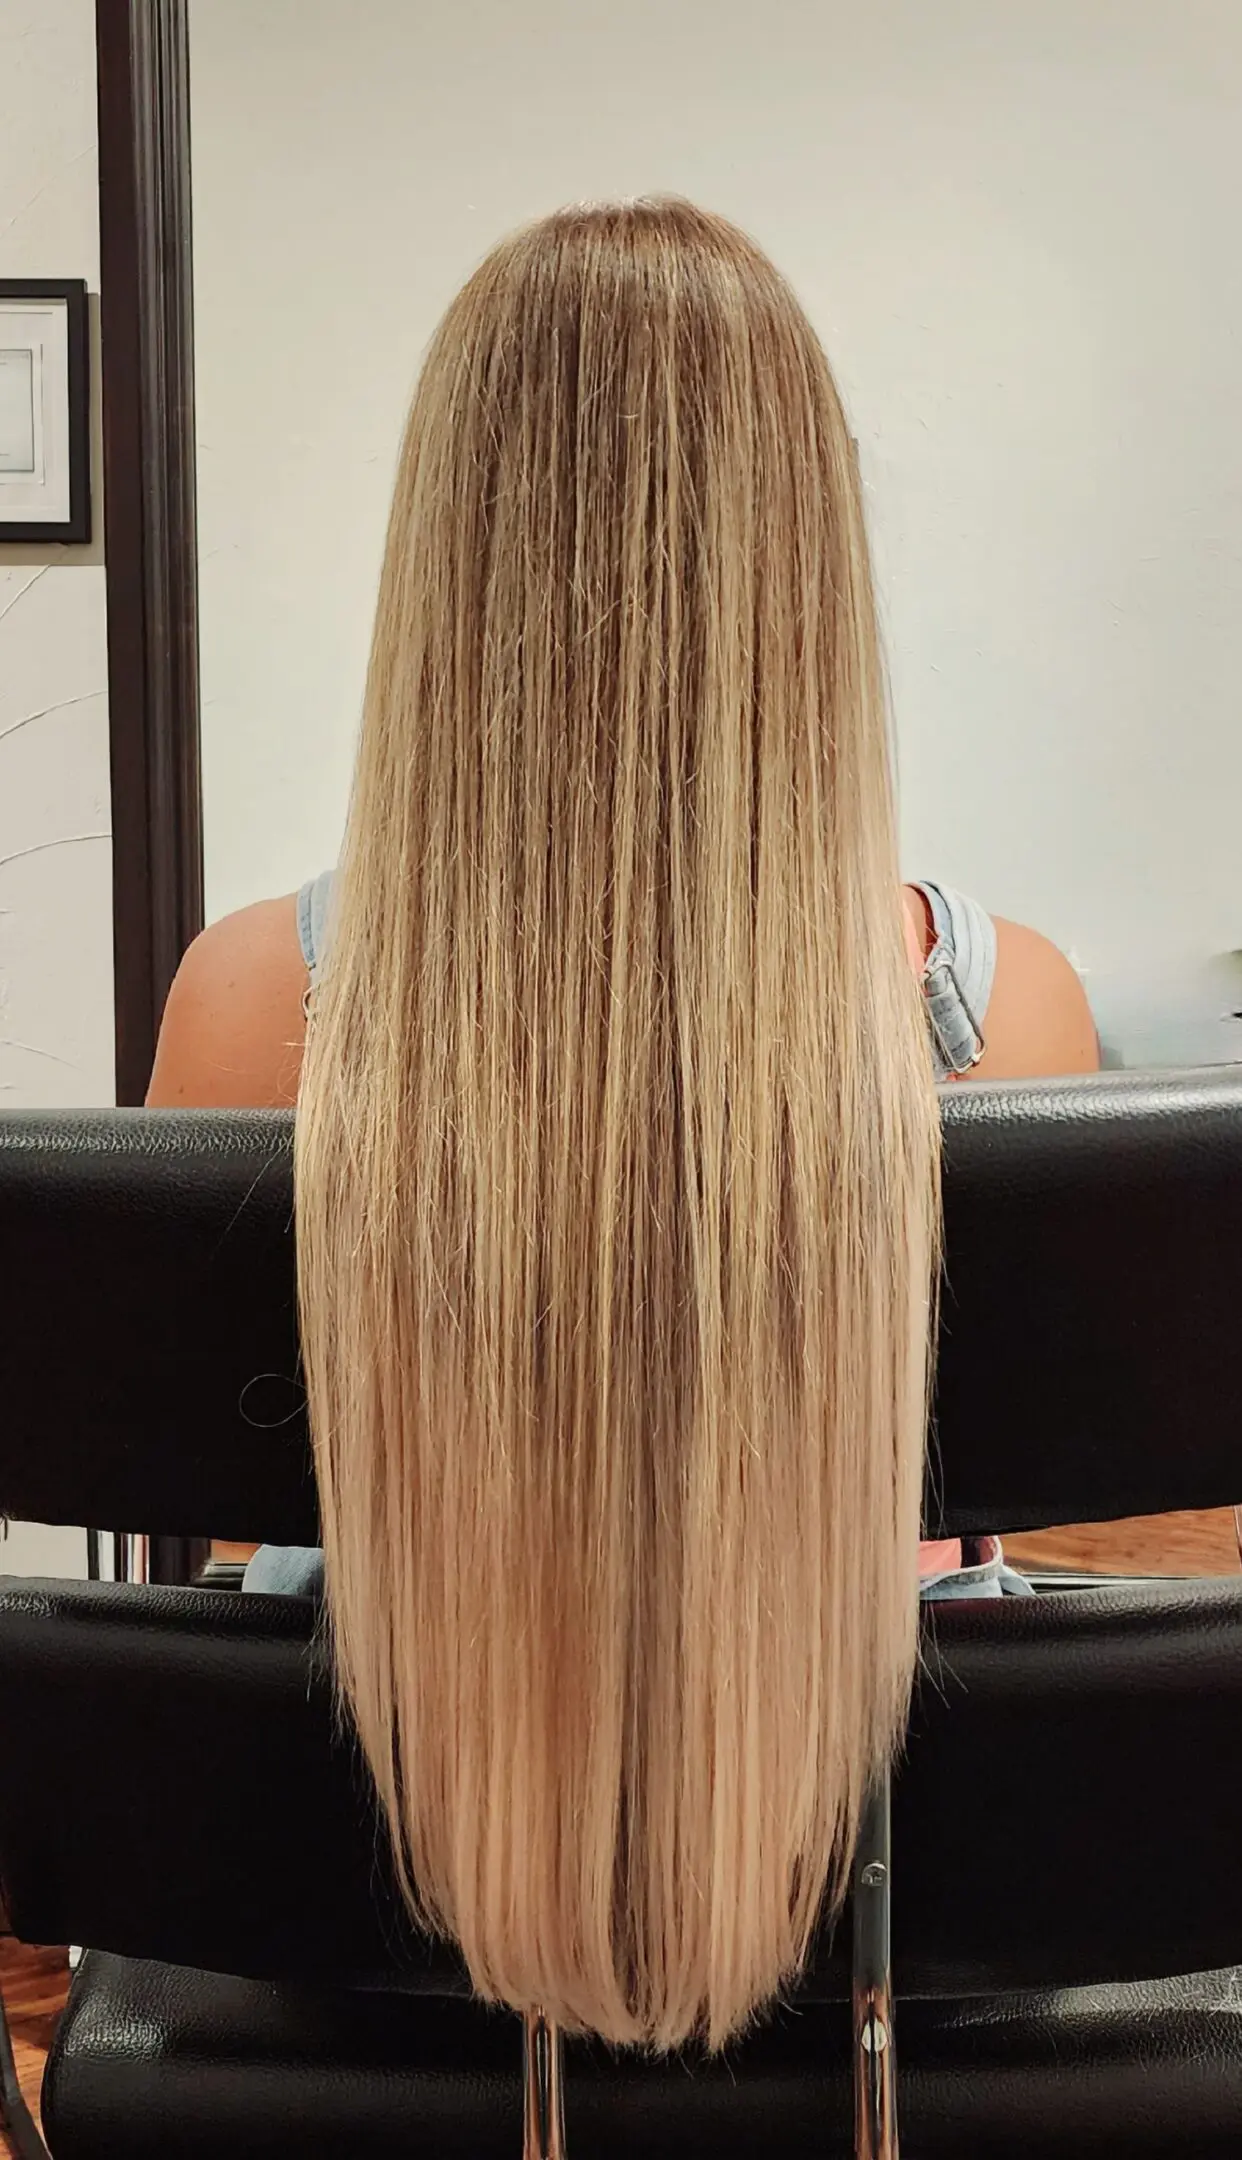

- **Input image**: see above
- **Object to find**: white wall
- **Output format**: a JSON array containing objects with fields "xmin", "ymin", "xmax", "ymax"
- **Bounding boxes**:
[
  {"xmin": 0, "ymin": 0, "xmax": 108, "ymax": 1576},
  {"xmin": 192, "ymin": 0, "xmax": 1242, "ymax": 1065}
]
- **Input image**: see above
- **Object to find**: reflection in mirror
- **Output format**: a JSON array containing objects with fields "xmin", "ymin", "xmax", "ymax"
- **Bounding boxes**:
[
  {"xmin": 190, "ymin": 0, "xmax": 1242, "ymax": 1078},
  {"xmin": 178, "ymin": 0, "xmax": 1242, "ymax": 1585}
]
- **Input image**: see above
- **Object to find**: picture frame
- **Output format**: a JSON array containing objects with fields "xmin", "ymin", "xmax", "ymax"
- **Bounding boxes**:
[{"xmin": 0, "ymin": 277, "xmax": 91, "ymax": 544}]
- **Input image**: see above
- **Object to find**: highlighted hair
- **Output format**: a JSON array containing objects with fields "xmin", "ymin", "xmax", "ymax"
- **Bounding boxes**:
[{"xmin": 296, "ymin": 198, "xmax": 938, "ymax": 2050}]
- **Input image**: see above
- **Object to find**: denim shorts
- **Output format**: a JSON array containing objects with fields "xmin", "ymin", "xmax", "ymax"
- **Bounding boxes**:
[
  {"xmin": 243, "ymin": 1544, "xmax": 325, "ymax": 1597},
  {"xmin": 247, "ymin": 1539, "xmax": 1032, "ymax": 1604}
]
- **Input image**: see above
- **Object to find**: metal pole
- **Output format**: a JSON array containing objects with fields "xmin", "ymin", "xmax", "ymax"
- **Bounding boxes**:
[
  {"xmin": 522, "ymin": 2008, "xmax": 566, "ymax": 2159},
  {"xmin": 852, "ymin": 1775, "xmax": 898, "ymax": 2160},
  {"xmin": 112, "ymin": 1532, "xmax": 150, "ymax": 1583}
]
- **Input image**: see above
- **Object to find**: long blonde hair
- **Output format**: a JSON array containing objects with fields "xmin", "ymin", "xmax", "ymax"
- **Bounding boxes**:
[{"xmin": 296, "ymin": 198, "xmax": 939, "ymax": 2052}]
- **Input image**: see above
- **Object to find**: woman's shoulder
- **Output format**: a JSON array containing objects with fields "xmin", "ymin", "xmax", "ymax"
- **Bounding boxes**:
[
  {"xmin": 905, "ymin": 880, "xmax": 997, "ymax": 1029},
  {"xmin": 977, "ymin": 914, "xmax": 1100, "ymax": 1078},
  {"xmin": 905, "ymin": 881, "xmax": 1098, "ymax": 1080},
  {"xmin": 145, "ymin": 893, "xmax": 308, "ymax": 1108}
]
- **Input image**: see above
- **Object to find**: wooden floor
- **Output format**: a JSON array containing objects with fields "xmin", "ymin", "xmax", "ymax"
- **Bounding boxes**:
[
  {"xmin": 1, "ymin": 1939, "xmax": 67, "ymax": 2156},
  {"xmin": 1005, "ymin": 1505, "xmax": 1241, "ymax": 1577}
]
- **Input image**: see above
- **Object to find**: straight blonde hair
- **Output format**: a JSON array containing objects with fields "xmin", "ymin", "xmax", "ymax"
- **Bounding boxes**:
[{"xmin": 296, "ymin": 198, "xmax": 939, "ymax": 2052}]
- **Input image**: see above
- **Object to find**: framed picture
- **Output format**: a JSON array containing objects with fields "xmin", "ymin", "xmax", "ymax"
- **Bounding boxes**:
[{"xmin": 0, "ymin": 277, "xmax": 91, "ymax": 543}]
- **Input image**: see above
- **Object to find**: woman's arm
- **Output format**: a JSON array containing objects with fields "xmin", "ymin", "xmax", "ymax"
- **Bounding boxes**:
[
  {"xmin": 145, "ymin": 896, "xmax": 308, "ymax": 1108},
  {"xmin": 971, "ymin": 918, "xmax": 1099, "ymax": 1079}
]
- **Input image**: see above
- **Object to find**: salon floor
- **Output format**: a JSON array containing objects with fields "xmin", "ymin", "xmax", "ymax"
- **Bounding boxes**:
[
  {"xmin": 1003, "ymin": 1506, "xmax": 1242, "ymax": 1576},
  {"xmin": 2, "ymin": 1507, "xmax": 1239, "ymax": 2156},
  {"xmin": 0, "ymin": 1939, "xmax": 64, "ymax": 2154}
]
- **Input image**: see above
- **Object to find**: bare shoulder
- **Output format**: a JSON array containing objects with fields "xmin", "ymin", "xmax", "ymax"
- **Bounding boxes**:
[
  {"xmin": 974, "ymin": 917, "xmax": 1099, "ymax": 1080},
  {"xmin": 146, "ymin": 895, "xmax": 308, "ymax": 1108}
]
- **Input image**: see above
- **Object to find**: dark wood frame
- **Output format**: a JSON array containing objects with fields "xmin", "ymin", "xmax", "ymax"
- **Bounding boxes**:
[
  {"xmin": 0, "ymin": 277, "xmax": 92, "ymax": 544},
  {"xmin": 96, "ymin": 0, "xmax": 203, "ymax": 1112},
  {"xmin": 96, "ymin": 0, "xmax": 209, "ymax": 1584}
]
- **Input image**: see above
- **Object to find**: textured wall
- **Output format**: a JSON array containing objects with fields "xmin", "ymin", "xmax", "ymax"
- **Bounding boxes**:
[{"xmin": 0, "ymin": 0, "xmax": 107, "ymax": 1576}]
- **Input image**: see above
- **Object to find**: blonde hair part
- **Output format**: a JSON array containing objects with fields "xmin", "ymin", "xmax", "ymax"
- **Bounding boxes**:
[{"xmin": 295, "ymin": 197, "xmax": 939, "ymax": 2051}]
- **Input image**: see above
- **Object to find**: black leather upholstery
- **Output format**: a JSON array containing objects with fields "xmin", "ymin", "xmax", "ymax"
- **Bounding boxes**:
[
  {"xmin": 933, "ymin": 1068, "xmax": 1242, "ymax": 1533},
  {"xmin": 4, "ymin": 1069, "xmax": 1242, "ymax": 1544},
  {"xmin": 0, "ymin": 1581, "xmax": 463, "ymax": 1996},
  {"xmin": 4, "ymin": 1575, "xmax": 1242, "ymax": 2004},
  {"xmin": 43, "ymin": 1954, "xmax": 1242, "ymax": 2159},
  {"xmin": 4, "ymin": 1077, "xmax": 1242, "ymax": 2153},
  {"xmin": 0, "ymin": 1110, "xmax": 314, "ymax": 1545}
]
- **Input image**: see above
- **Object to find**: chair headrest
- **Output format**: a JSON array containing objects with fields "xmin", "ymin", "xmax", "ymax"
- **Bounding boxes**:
[{"xmin": 2, "ymin": 1067, "xmax": 1241, "ymax": 1538}]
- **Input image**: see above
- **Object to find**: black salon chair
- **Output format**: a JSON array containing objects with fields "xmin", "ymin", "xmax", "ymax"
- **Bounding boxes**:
[{"xmin": 2, "ymin": 1070, "xmax": 1242, "ymax": 2157}]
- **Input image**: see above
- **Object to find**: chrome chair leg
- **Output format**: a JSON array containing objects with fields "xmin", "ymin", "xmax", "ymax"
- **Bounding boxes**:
[
  {"xmin": 112, "ymin": 1533, "xmax": 149, "ymax": 1583},
  {"xmin": 522, "ymin": 2007, "xmax": 566, "ymax": 2158},
  {"xmin": 517, "ymin": 1789, "xmax": 894, "ymax": 2160},
  {"xmin": 852, "ymin": 1774, "xmax": 898, "ymax": 2160},
  {"xmin": 0, "ymin": 1988, "xmax": 50, "ymax": 2160}
]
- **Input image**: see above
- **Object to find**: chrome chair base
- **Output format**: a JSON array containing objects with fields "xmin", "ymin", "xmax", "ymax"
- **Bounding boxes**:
[
  {"xmin": 515, "ymin": 1780, "xmax": 897, "ymax": 2160},
  {"xmin": 522, "ymin": 2008, "xmax": 566, "ymax": 2158},
  {"xmin": 852, "ymin": 1775, "xmax": 898, "ymax": 2160},
  {"xmin": 86, "ymin": 1532, "xmax": 150, "ymax": 1584}
]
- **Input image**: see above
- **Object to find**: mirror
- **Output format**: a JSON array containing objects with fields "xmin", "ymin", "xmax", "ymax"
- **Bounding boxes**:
[
  {"xmin": 185, "ymin": 2, "xmax": 1242, "ymax": 1579},
  {"xmin": 189, "ymin": 0, "xmax": 1242, "ymax": 1075}
]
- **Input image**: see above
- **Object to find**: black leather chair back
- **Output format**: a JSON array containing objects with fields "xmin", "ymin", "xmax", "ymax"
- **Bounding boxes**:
[
  {"xmin": 3, "ymin": 1574, "xmax": 1241, "ymax": 2002},
  {"xmin": 3, "ymin": 1071, "xmax": 1242, "ymax": 1546},
  {"xmin": 4, "ymin": 1074, "xmax": 1242, "ymax": 2158}
]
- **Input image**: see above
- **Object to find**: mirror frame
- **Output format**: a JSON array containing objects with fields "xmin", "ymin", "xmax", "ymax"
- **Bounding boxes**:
[
  {"xmin": 96, "ymin": 0, "xmax": 206, "ymax": 1583},
  {"xmin": 96, "ymin": 0, "xmax": 203, "ymax": 1112}
]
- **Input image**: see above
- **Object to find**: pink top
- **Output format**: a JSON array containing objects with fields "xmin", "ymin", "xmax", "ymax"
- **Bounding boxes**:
[{"xmin": 918, "ymin": 1537, "xmax": 963, "ymax": 1582}]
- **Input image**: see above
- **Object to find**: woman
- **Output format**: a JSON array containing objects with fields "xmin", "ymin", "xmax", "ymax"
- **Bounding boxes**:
[{"xmin": 149, "ymin": 199, "xmax": 1096, "ymax": 2051}]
